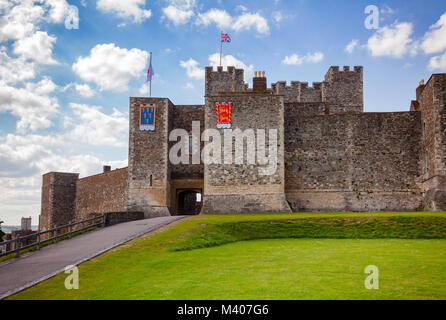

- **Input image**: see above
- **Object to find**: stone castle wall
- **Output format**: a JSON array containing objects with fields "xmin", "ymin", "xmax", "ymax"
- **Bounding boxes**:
[
  {"xmin": 419, "ymin": 74, "xmax": 446, "ymax": 210},
  {"xmin": 271, "ymin": 82, "xmax": 323, "ymax": 103},
  {"xmin": 127, "ymin": 97, "xmax": 172, "ymax": 218},
  {"xmin": 169, "ymin": 105, "xmax": 204, "ymax": 180},
  {"xmin": 39, "ymin": 66, "xmax": 446, "ymax": 229},
  {"xmin": 40, "ymin": 172, "xmax": 79, "ymax": 230},
  {"xmin": 285, "ymin": 111, "xmax": 423, "ymax": 212},
  {"xmin": 322, "ymin": 66, "xmax": 363, "ymax": 114},
  {"xmin": 202, "ymin": 92, "xmax": 291, "ymax": 214},
  {"xmin": 74, "ymin": 168, "xmax": 128, "ymax": 221}
]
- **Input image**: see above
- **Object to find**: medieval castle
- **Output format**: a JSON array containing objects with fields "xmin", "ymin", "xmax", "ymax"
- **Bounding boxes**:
[{"xmin": 39, "ymin": 65, "xmax": 446, "ymax": 231}]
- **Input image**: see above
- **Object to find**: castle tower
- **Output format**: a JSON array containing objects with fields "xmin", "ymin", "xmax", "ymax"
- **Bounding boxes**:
[
  {"xmin": 127, "ymin": 97, "xmax": 174, "ymax": 217},
  {"xmin": 201, "ymin": 66, "xmax": 291, "ymax": 213},
  {"xmin": 322, "ymin": 66, "xmax": 364, "ymax": 114},
  {"xmin": 40, "ymin": 172, "xmax": 79, "ymax": 231},
  {"xmin": 417, "ymin": 73, "xmax": 446, "ymax": 210}
]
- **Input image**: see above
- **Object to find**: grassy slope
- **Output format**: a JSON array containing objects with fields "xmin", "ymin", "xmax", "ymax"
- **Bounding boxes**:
[{"xmin": 9, "ymin": 212, "xmax": 446, "ymax": 300}]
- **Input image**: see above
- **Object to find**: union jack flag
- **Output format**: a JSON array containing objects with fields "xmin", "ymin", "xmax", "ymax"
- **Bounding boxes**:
[{"xmin": 221, "ymin": 33, "xmax": 231, "ymax": 43}]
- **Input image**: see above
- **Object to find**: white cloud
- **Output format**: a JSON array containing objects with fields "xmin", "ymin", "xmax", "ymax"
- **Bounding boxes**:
[
  {"xmin": 72, "ymin": 43, "xmax": 149, "ymax": 91},
  {"xmin": 272, "ymin": 11, "xmax": 283, "ymax": 24},
  {"xmin": 428, "ymin": 51, "xmax": 446, "ymax": 71},
  {"xmin": 181, "ymin": 53, "xmax": 254, "ymax": 80},
  {"xmin": 282, "ymin": 52, "xmax": 324, "ymax": 66},
  {"xmin": 421, "ymin": 12, "xmax": 446, "ymax": 55},
  {"xmin": 0, "ymin": 131, "xmax": 127, "ymax": 224},
  {"xmin": 184, "ymin": 82, "xmax": 194, "ymax": 89},
  {"xmin": 44, "ymin": 0, "xmax": 70, "ymax": 23},
  {"xmin": 162, "ymin": 5, "xmax": 194, "ymax": 25},
  {"xmin": 233, "ymin": 12, "xmax": 269, "ymax": 34},
  {"xmin": 0, "ymin": 1, "xmax": 69, "ymax": 42},
  {"xmin": 139, "ymin": 83, "xmax": 150, "ymax": 95},
  {"xmin": 366, "ymin": 22, "xmax": 416, "ymax": 58},
  {"xmin": 196, "ymin": 9, "xmax": 232, "ymax": 29},
  {"xmin": 13, "ymin": 31, "xmax": 58, "ymax": 65},
  {"xmin": 0, "ymin": 1, "xmax": 45, "ymax": 42},
  {"xmin": 345, "ymin": 39, "xmax": 359, "ymax": 54},
  {"xmin": 381, "ymin": 5, "xmax": 394, "ymax": 15},
  {"xmin": 236, "ymin": 5, "xmax": 248, "ymax": 13},
  {"xmin": 25, "ymin": 76, "xmax": 57, "ymax": 95},
  {"xmin": 180, "ymin": 58, "xmax": 205, "ymax": 80},
  {"xmin": 68, "ymin": 103, "xmax": 129, "ymax": 147},
  {"xmin": 4, "ymin": 133, "xmax": 65, "ymax": 148},
  {"xmin": 97, "ymin": 0, "xmax": 152, "ymax": 23},
  {"xmin": 196, "ymin": 9, "xmax": 269, "ymax": 34},
  {"xmin": 75, "ymin": 83, "xmax": 95, "ymax": 97},
  {"xmin": 208, "ymin": 53, "xmax": 254, "ymax": 79},
  {"xmin": 0, "ymin": 78, "xmax": 59, "ymax": 133},
  {"xmin": 0, "ymin": 49, "xmax": 36, "ymax": 84}
]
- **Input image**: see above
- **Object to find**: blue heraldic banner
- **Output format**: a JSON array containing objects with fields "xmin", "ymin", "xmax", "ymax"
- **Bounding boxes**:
[{"xmin": 140, "ymin": 104, "xmax": 156, "ymax": 131}]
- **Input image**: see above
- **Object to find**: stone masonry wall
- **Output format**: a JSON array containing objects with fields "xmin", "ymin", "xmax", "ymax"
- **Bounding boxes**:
[
  {"xmin": 75, "ymin": 168, "xmax": 128, "ymax": 221},
  {"xmin": 285, "ymin": 102, "xmax": 327, "ymax": 118},
  {"xmin": 202, "ymin": 93, "xmax": 291, "ymax": 213},
  {"xmin": 271, "ymin": 81, "xmax": 323, "ymax": 103},
  {"xmin": 322, "ymin": 66, "xmax": 363, "ymax": 114},
  {"xmin": 285, "ymin": 112, "xmax": 423, "ymax": 212},
  {"xmin": 40, "ymin": 172, "xmax": 79, "ymax": 231},
  {"xmin": 128, "ymin": 97, "xmax": 172, "ymax": 217},
  {"xmin": 205, "ymin": 66, "xmax": 246, "ymax": 95},
  {"xmin": 169, "ymin": 105, "xmax": 204, "ymax": 180},
  {"xmin": 419, "ymin": 73, "xmax": 446, "ymax": 210}
]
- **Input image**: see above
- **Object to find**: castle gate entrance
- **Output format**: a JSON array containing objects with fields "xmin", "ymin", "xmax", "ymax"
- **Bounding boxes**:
[{"xmin": 176, "ymin": 189, "xmax": 202, "ymax": 215}]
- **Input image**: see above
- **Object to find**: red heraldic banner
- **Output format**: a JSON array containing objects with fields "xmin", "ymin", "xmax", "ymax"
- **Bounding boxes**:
[{"xmin": 216, "ymin": 102, "xmax": 232, "ymax": 129}]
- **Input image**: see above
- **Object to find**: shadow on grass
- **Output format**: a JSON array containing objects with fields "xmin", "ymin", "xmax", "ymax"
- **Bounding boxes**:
[{"xmin": 173, "ymin": 216, "xmax": 446, "ymax": 251}]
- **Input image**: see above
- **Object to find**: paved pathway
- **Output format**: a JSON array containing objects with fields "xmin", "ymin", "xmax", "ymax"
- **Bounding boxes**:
[{"xmin": 0, "ymin": 216, "xmax": 186, "ymax": 299}]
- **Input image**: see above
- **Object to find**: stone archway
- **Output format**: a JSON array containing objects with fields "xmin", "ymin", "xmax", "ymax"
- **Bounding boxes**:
[{"xmin": 177, "ymin": 189, "xmax": 202, "ymax": 215}]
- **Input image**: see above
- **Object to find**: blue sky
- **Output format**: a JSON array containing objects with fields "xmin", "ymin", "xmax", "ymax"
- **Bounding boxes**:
[{"xmin": 0, "ymin": 0, "xmax": 446, "ymax": 225}]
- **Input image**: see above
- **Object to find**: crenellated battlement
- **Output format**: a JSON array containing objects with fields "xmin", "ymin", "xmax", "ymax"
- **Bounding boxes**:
[
  {"xmin": 205, "ymin": 65, "xmax": 246, "ymax": 95},
  {"xmin": 271, "ymin": 81, "xmax": 323, "ymax": 90},
  {"xmin": 322, "ymin": 66, "xmax": 363, "ymax": 113},
  {"xmin": 205, "ymin": 65, "xmax": 243, "ymax": 74},
  {"xmin": 271, "ymin": 81, "xmax": 323, "ymax": 103},
  {"xmin": 326, "ymin": 65, "xmax": 363, "ymax": 73}
]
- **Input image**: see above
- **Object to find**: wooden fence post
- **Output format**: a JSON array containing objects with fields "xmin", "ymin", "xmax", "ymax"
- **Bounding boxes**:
[
  {"xmin": 15, "ymin": 240, "xmax": 20, "ymax": 258},
  {"xmin": 53, "ymin": 225, "xmax": 57, "ymax": 244},
  {"xmin": 37, "ymin": 232, "xmax": 41, "ymax": 251},
  {"xmin": 69, "ymin": 221, "xmax": 72, "ymax": 239}
]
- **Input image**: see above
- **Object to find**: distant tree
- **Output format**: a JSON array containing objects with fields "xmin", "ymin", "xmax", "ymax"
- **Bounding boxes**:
[{"xmin": 0, "ymin": 221, "xmax": 4, "ymax": 242}]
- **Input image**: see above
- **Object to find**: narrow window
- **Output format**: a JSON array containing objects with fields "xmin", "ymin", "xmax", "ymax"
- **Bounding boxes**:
[
  {"xmin": 189, "ymin": 136, "xmax": 193, "ymax": 153},
  {"xmin": 150, "ymin": 174, "xmax": 152, "ymax": 187}
]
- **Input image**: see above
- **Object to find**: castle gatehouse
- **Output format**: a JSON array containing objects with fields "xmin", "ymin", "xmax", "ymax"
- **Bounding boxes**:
[{"xmin": 39, "ymin": 66, "xmax": 446, "ymax": 231}]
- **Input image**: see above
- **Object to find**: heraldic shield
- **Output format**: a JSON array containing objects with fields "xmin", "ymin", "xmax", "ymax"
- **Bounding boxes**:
[
  {"xmin": 140, "ymin": 104, "xmax": 156, "ymax": 131},
  {"xmin": 216, "ymin": 102, "xmax": 232, "ymax": 129}
]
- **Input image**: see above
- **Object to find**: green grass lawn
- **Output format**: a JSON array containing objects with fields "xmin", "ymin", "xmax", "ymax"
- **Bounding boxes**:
[{"xmin": 9, "ymin": 212, "xmax": 446, "ymax": 300}]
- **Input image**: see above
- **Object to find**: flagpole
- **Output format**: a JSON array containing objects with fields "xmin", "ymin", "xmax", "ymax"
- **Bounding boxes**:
[
  {"xmin": 219, "ymin": 31, "xmax": 222, "ymax": 67},
  {"xmin": 149, "ymin": 52, "xmax": 152, "ymax": 98}
]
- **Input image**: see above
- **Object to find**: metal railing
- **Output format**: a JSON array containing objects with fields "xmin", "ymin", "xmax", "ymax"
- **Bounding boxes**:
[{"xmin": 0, "ymin": 215, "xmax": 105, "ymax": 259}]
